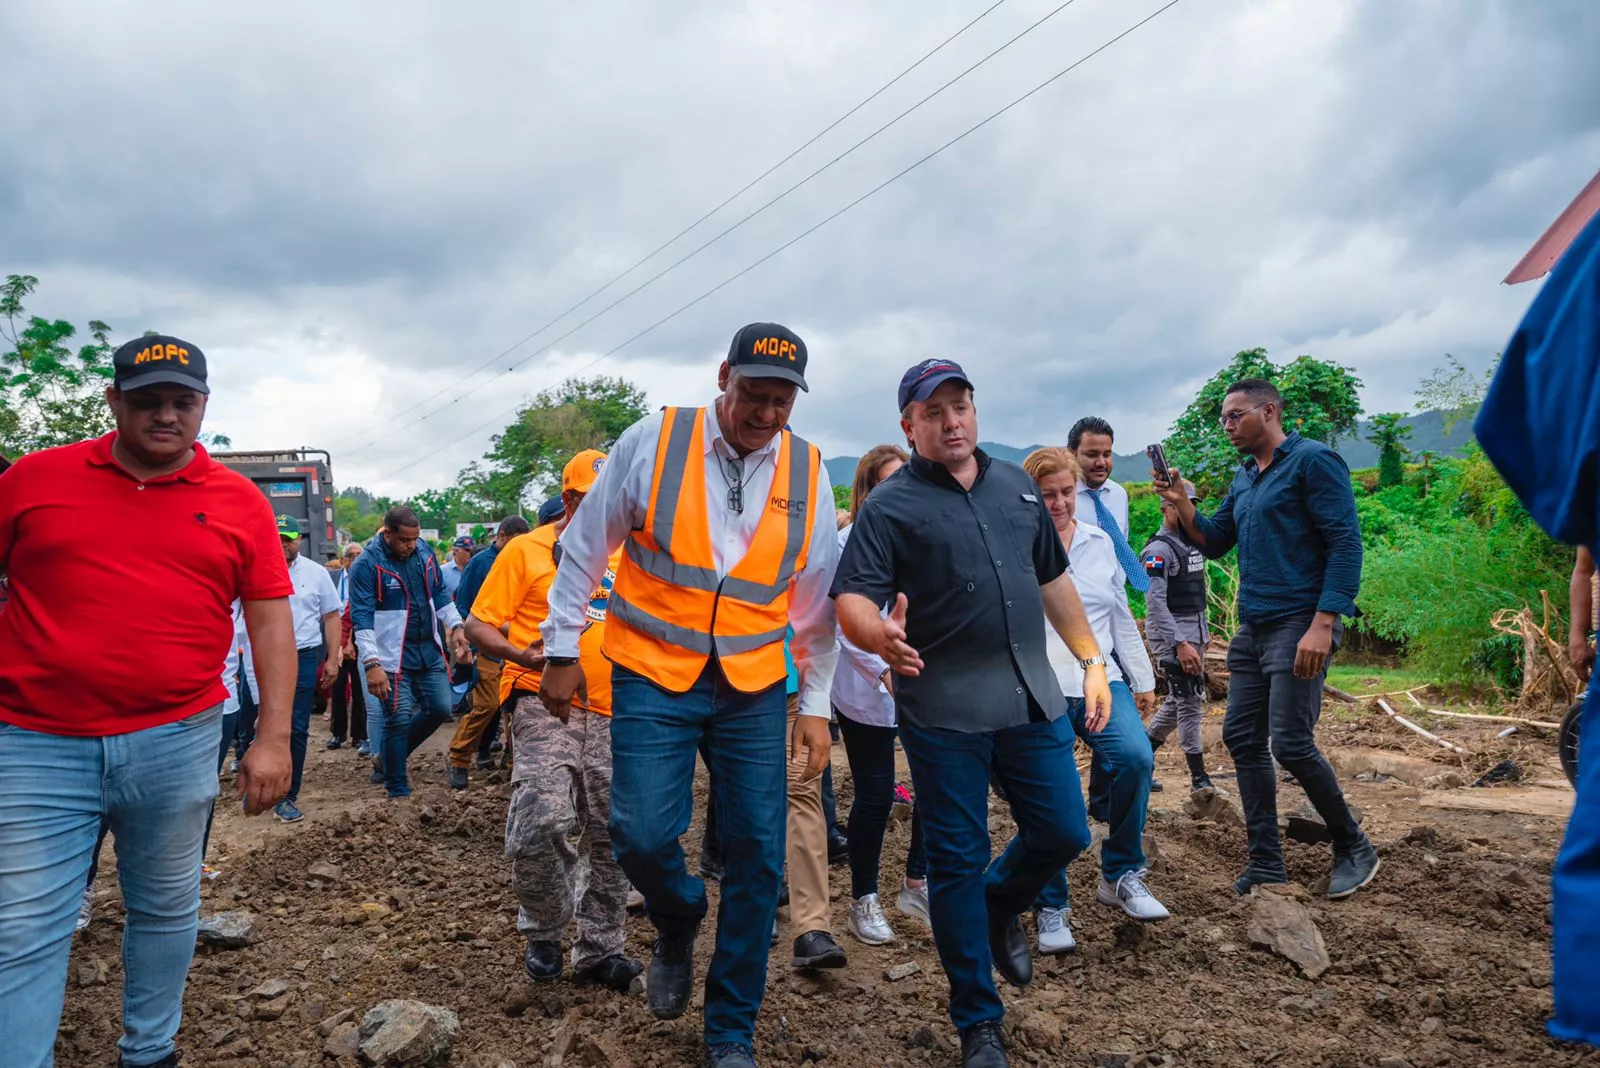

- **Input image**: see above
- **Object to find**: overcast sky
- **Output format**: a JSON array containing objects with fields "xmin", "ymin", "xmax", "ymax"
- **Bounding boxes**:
[{"xmin": 4, "ymin": 0, "xmax": 1597, "ymax": 496}]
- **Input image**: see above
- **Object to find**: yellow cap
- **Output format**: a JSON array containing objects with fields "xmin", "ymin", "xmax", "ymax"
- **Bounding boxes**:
[{"xmin": 563, "ymin": 449, "xmax": 608, "ymax": 494}]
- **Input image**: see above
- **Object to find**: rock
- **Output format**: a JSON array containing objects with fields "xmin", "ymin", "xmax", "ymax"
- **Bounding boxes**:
[
  {"xmin": 256, "ymin": 993, "xmax": 294, "ymax": 1021},
  {"xmin": 886, "ymin": 962, "xmax": 921, "ymax": 981},
  {"xmin": 324, "ymin": 1021, "xmax": 361, "ymax": 1058},
  {"xmin": 319, "ymin": 1008, "xmax": 357, "ymax": 1035},
  {"xmin": 358, "ymin": 902, "xmax": 394, "ymax": 924},
  {"xmin": 76, "ymin": 957, "xmax": 109, "ymax": 987},
  {"xmin": 906, "ymin": 1025, "xmax": 940, "ymax": 1050},
  {"xmin": 1159, "ymin": 1030, "xmax": 1188, "ymax": 1051},
  {"xmin": 1424, "ymin": 771, "xmax": 1467, "ymax": 789},
  {"xmin": 1404, "ymin": 824, "xmax": 1441, "ymax": 847},
  {"xmin": 249, "ymin": 978, "xmax": 291, "ymax": 999},
  {"xmin": 575, "ymin": 1033, "xmax": 634, "ymax": 1068},
  {"xmin": 1378, "ymin": 1058, "xmax": 1415, "ymax": 1068},
  {"xmin": 1277, "ymin": 995, "xmax": 1317, "ymax": 1016},
  {"xmin": 1141, "ymin": 834, "xmax": 1168, "ymax": 873},
  {"xmin": 333, "ymin": 812, "xmax": 356, "ymax": 836},
  {"xmin": 196, "ymin": 911, "xmax": 258, "ymax": 949},
  {"xmin": 1420, "ymin": 1016, "xmax": 1444, "ymax": 1035},
  {"xmin": 358, "ymin": 1000, "xmax": 460, "ymax": 1067},
  {"xmin": 1183, "ymin": 791, "xmax": 1244, "ymax": 827},
  {"xmin": 307, "ymin": 861, "xmax": 343, "ymax": 885},
  {"xmin": 1095, "ymin": 1055, "xmax": 1135, "ymax": 1068},
  {"xmin": 1247, "ymin": 889, "xmax": 1331, "ymax": 979},
  {"xmin": 208, "ymin": 1026, "xmax": 238, "ymax": 1048},
  {"xmin": 1020, "ymin": 1013, "xmax": 1061, "ymax": 1052}
]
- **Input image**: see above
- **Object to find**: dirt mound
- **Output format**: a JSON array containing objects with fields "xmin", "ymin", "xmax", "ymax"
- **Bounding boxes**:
[{"xmin": 54, "ymin": 727, "xmax": 1600, "ymax": 1067}]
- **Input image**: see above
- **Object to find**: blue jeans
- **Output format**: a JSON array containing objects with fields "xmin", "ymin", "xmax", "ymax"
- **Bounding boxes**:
[
  {"xmin": 609, "ymin": 664, "xmax": 787, "ymax": 1049},
  {"xmin": 1552, "ymin": 684, "xmax": 1599, "ymax": 1044},
  {"xmin": 0, "ymin": 706, "xmax": 224, "ymax": 1068},
  {"xmin": 1037, "ymin": 682, "xmax": 1154, "ymax": 908},
  {"xmin": 287, "ymin": 645, "xmax": 324, "ymax": 803},
  {"xmin": 374, "ymin": 663, "xmax": 454, "ymax": 798},
  {"xmin": 899, "ymin": 713, "xmax": 1091, "ymax": 1035},
  {"xmin": 1223, "ymin": 615, "xmax": 1359, "ymax": 878}
]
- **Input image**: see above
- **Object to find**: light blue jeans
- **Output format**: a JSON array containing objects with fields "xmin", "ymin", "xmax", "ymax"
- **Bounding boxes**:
[{"xmin": 0, "ymin": 706, "xmax": 223, "ymax": 1068}]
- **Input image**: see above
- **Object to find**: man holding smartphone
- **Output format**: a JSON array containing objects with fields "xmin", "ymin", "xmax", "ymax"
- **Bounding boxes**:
[{"xmin": 1154, "ymin": 377, "xmax": 1376, "ymax": 900}]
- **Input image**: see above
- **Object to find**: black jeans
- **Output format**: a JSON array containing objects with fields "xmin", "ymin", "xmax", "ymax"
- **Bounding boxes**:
[
  {"xmin": 836, "ymin": 709, "xmax": 926, "ymax": 899},
  {"xmin": 1223, "ymin": 614, "xmax": 1361, "ymax": 877},
  {"xmin": 329, "ymin": 658, "xmax": 367, "ymax": 744}
]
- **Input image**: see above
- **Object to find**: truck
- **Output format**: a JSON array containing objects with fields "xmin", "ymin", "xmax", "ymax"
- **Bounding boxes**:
[{"xmin": 212, "ymin": 449, "xmax": 340, "ymax": 562}]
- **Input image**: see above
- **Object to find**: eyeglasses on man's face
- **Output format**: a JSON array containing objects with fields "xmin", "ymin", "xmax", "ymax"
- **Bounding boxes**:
[{"xmin": 1219, "ymin": 402, "xmax": 1269, "ymax": 428}]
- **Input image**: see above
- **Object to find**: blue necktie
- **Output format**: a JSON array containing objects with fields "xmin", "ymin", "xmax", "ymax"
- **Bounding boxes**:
[{"xmin": 1089, "ymin": 488, "xmax": 1149, "ymax": 593}]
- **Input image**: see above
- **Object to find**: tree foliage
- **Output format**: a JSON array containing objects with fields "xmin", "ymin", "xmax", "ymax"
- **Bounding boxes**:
[
  {"xmin": 1415, "ymin": 353, "xmax": 1498, "ymax": 434},
  {"xmin": 1, "ymin": 274, "xmax": 117, "ymax": 457},
  {"xmin": 1367, "ymin": 412, "xmax": 1412, "ymax": 488},
  {"xmin": 1165, "ymin": 348, "xmax": 1363, "ymax": 495},
  {"xmin": 478, "ymin": 376, "xmax": 650, "ymax": 506}
]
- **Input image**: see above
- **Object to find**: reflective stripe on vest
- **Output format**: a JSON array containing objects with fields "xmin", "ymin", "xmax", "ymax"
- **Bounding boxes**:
[{"xmin": 604, "ymin": 406, "xmax": 817, "ymax": 693}]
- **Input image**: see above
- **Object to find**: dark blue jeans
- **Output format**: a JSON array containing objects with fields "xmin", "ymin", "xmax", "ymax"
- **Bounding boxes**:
[
  {"xmin": 1037, "ymin": 682, "xmax": 1153, "ymax": 907},
  {"xmin": 375, "ymin": 663, "xmax": 454, "ymax": 798},
  {"xmin": 899, "ymin": 713, "xmax": 1091, "ymax": 1035},
  {"xmin": 1223, "ymin": 614, "xmax": 1359, "ymax": 878},
  {"xmin": 609, "ymin": 664, "xmax": 787, "ymax": 1050},
  {"xmin": 286, "ymin": 645, "xmax": 324, "ymax": 803},
  {"xmin": 836, "ymin": 709, "xmax": 926, "ymax": 899}
]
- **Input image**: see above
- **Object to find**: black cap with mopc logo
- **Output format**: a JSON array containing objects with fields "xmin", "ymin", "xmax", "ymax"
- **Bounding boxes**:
[{"xmin": 112, "ymin": 335, "xmax": 210, "ymax": 395}]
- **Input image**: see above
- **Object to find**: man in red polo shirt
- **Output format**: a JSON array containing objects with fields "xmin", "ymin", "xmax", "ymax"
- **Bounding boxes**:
[{"xmin": 0, "ymin": 335, "xmax": 296, "ymax": 1068}]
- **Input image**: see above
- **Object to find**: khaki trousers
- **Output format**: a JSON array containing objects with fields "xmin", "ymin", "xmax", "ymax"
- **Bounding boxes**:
[
  {"xmin": 785, "ymin": 695, "xmax": 831, "ymax": 935},
  {"xmin": 448, "ymin": 657, "xmax": 503, "ymax": 770}
]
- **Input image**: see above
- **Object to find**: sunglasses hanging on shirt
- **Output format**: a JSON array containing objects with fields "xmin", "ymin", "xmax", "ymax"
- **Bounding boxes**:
[{"xmin": 717, "ymin": 453, "xmax": 768, "ymax": 515}]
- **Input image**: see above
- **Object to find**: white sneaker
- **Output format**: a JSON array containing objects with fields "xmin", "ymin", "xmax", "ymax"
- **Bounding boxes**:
[
  {"xmin": 1097, "ymin": 869, "xmax": 1171, "ymax": 922},
  {"xmin": 847, "ymin": 893, "xmax": 895, "ymax": 946},
  {"xmin": 1035, "ymin": 907, "xmax": 1076, "ymax": 954},
  {"xmin": 75, "ymin": 889, "xmax": 93, "ymax": 933},
  {"xmin": 896, "ymin": 883, "xmax": 931, "ymax": 927}
]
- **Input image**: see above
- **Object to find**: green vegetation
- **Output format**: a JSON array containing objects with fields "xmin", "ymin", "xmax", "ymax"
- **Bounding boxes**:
[{"xmin": 1, "ymin": 274, "xmax": 116, "ymax": 457}]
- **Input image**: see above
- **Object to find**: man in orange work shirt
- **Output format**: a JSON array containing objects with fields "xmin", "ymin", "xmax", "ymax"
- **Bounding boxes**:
[
  {"xmin": 0, "ymin": 336, "xmax": 296, "ymax": 1068},
  {"xmin": 466, "ymin": 450, "xmax": 642, "ymax": 993}
]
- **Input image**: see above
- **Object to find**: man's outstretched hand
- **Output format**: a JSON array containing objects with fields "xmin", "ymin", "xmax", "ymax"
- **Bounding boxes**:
[{"xmin": 877, "ymin": 594, "xmax": 923, "ymax": 677}]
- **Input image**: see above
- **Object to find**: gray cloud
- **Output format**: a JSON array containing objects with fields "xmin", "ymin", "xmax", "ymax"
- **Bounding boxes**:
[{"xmin": 3, "ymin": 0, "xmax": 1596, "ymax": 494}]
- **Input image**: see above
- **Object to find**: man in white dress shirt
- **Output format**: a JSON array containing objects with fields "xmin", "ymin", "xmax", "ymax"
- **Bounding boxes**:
[
  {"xmin": 274, "ymin": 514, "xmax": 343, "ymax": 824},
  {"xmin": 539, "ymin": 323, "xmax": 839, "ymax": 1068},
  {"xmin": 1068, "ymin": 416, "xmax": 1149, "ymax": 597}
]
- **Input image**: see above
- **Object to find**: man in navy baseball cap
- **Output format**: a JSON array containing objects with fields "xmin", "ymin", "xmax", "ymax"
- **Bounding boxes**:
[
  {"xmin": 897, "ymin": 358, "xmax": 974, "ymax": 413},
  {"xmin": 112, "ymin": 335, "xmax": 210, "ymax": 395}
]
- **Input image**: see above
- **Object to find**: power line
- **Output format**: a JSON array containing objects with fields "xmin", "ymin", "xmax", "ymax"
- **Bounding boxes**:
[
  {"xmin": 341, "ymin": 0, "xmax": 1080, "ymax": 459},
  {"xmin": 372, "ymin": 0, "xmax": 1187, "ymax": 486},
  {"xmin": 325, "ymin": 0, "xmax": 1010, "ymax": 451}
]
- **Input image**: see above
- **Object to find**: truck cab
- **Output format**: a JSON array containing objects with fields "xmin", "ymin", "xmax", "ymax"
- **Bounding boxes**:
[{"xmin": 211, "ymin": 449, "xmax": 338, "ymax": 562}]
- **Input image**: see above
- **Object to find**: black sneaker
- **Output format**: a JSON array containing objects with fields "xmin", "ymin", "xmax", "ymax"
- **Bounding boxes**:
[
  {"xmin": 574, "ymin": 953, "xmax": 644, "ymax": 993},
  {"xmin": 791, "ymin": 930, "xmax": 848, "ymax": 969},
  {"xmin": 961, "ymin": 1021, "xmax": 1009, "ymax": 1068},
  {"xmin": 524, "ymin": 940, "xmax": 563, "ymax": 982},
  {"xmin": 1149, "ymin": 776, "xmax": 1165, "ymax": 793},
  {"xmin": 705, "ymin": 1044, "xmax": 758, "ymax": 1068},
  {"xmin": 118, "ymin": 1053, "xmax": 181, "ymax": 1068},
  {"xmin": 697, "ymin": 847, "xmax": 725, "ymax": 882},
  {"xmin": 447, "ymin": 765, "xmax": 469, "ymax": 790},
  {"xmin": 1233, "ymin": 868, "xmax": 1289, "ymax": 896},
  {"xmin": 473, "ymin": 756, "xmax": 495, "ymax": 772},
  {"xmin": 647, "ymin": 933, "xmax": 697, "ymax": 1019},
  {"xmin": 324, "ymin": 738, "xmax": 343, "ymax": 751},
  {"xmin": 827, "ymin": 833, "xmax": 851, "ymax": 866},
  {"xmin": 1327, "ymin": 836, "xmax": 1381, "ymax": 899}
]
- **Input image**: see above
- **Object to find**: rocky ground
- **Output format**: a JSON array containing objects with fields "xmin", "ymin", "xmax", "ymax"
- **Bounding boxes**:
[{"xmin": 56, "ymin": 697, "xmax": 1600, "ymax": 1068}]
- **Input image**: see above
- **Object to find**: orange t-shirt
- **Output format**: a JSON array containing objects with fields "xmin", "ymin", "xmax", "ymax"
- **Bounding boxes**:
[
  {"xmin": 469, "ymin": 524, "xmax": 559, "ymax": 707},
  {"xmin": 573, "ymin": 550, "xmax": 622, "ymax": 717}
]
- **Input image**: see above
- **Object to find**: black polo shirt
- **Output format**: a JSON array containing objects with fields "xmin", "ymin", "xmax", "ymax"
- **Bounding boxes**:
[{"xmin": 830, "ymin": 448, "xmax": 1068, "ymax": 733}]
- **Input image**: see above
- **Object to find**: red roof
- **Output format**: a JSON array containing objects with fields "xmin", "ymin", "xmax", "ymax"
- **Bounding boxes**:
[{"xmin": 1504, "ymin": 168, "xmax": 1600, "ymax": 284}]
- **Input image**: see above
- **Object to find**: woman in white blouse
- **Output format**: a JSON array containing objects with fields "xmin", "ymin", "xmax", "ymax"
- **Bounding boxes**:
[
  {"xmin": 1022, "ymin": 447, "xmax": 1169, "ymax": 954},
  {"xmin": 833, "ymin": 444, "xmax": 928, "ymax": 947}
]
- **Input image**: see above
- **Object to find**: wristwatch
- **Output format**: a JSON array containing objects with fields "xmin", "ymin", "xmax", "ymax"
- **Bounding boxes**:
[
  {"xmin": 546, "ymin": 656, "xmax": 579, "ymax": 668},
  {"xmin": 1077, "ymin": 654, "xmax": 1108, "ymax": 670}
]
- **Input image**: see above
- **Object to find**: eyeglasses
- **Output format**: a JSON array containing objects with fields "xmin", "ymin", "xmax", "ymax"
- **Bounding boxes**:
[{"xmin": 1219, "ymin": 402, "xmax": 1269, "ymax": 428}]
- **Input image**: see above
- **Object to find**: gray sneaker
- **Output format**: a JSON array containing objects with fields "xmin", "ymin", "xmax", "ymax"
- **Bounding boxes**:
[
  {"xmin": 75, "ymin": 889, "xmax": 93, "ymax": 933},
  {"xmin": 1327, "ymin": 837, "xmax": 1381, "ymax": 899},
  {"xmin": 896, "ymin": 883, "xmax": 931, "ymax": 927},
  {"xmin": 847, "ymin": 893, "xmax": 895, "ymax": 946}
]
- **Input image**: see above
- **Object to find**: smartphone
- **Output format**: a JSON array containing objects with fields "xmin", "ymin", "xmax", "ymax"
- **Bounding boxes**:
[{"xmin": 1145, "ymin": 443, "xmax": 1171, "ymax": 484}]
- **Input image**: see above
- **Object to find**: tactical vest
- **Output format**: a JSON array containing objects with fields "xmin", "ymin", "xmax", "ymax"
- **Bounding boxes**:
[{"xmin": 1149, "ymin": 532, "xmax": 1207, "ymax": 615}]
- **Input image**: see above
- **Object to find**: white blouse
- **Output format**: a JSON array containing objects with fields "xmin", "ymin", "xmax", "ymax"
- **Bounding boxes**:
[{"xmin": 1046, "ymin": 521, "xmax": 1156, "ymax": 699}]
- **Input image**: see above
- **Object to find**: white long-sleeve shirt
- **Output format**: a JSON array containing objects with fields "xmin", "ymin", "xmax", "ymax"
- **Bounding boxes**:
[
  {"xmin": 1047, "ymin": 521, "xmax": 1155, "ymax": 698},
  {"xmin": 1075, "ymin": 477, "xmax": 1130, "ymax": 535},
  {"xmin": 543, "ymin": 403, "xmax": 841, "ymax": 718},
  {"xmin": 830, "ymin": 523, "xmax": 895, "ymax": 728}
]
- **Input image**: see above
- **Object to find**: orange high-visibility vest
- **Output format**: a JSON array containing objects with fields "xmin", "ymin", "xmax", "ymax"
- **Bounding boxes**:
[{"xmin": 604, "ymin": 406, "xmax": 820, "ymax": 693}]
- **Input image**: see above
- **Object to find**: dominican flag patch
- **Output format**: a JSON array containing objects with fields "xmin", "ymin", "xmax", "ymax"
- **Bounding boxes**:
[{"xmin": 1143, "ymin": 553, "xmax": 1166, "ymax": 576}]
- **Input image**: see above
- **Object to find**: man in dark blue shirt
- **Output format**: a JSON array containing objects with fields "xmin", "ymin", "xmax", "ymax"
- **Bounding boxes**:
[{"xmin": 1155, "ymin": 377, "xmax": 1377, "ymax": 900}]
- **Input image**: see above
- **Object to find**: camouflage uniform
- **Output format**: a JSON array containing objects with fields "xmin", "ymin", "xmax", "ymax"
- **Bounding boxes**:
[{"xmin": 504, "ymin": 694, "xmax": 630, "ymax": 971}]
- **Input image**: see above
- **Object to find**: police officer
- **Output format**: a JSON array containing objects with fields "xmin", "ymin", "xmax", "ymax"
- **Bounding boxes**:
[{"xmin": 1141, "ymin": 479, "xmax": 1214, "ymax": 794}]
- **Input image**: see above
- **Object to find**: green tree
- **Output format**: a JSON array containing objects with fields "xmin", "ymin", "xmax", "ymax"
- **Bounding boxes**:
[
  {"xmin": 1, "ymin": 274, "xmax": 117, "ymax": 456},
  {"xmin": 1367, "ymin": 412, "xmax": 1412, "ymax": 488},
  {"xmin": 334, "ymin": 496, "xmax": 362, "ymax": 530},
  {"xmin": 1415, "ymin": 353, "xmax": 1498, "ymax": 434},
  {"xmin": 1165, "ymin": 348, "xmax": 1363, "ymax": 495},
  {"xmin": 482, "ymin": 376, "xmax": 650, "ymax": 504},
  {"xmin": 348, "ymin": 513, "xmax": 381, "ymax": 542}
]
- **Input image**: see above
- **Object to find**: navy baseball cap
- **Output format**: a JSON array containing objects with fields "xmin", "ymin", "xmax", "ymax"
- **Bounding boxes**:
[
  {"xmin": 897, "ymin": 358, "xmax": 973, "ymax": 411},
  {"xmin": 536, "ymin": 497, "xmax": 566, "ymax": 527},
  {"xmin": 451, "ymin": 535, "xmax": 474, "ymax": 549},
  {"xmin": 726, "ymin": 322, "xmax": 808, "ymax": 392},
  {"xmin": 112, "ymin": 335, "xmax": 210, "ymax": 395}
]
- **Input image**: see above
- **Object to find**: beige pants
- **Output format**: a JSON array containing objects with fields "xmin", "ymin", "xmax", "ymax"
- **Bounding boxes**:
[{"xmin": 785, "ymin": 696, "xmax": 831, "ymax": 935}]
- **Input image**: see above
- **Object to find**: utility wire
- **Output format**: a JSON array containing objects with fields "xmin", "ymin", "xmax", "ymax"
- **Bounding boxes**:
[
  {"xmin": 341, "ymin": 0, "xmax": 1080, "ymax": 458},
  {"xmin": 326, "ymin": 0, "xmax": 1010, "ymax": 450},
  {"xmin": 373, "ymin": 0, "xmax": 1187, "ymax": 485}
]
